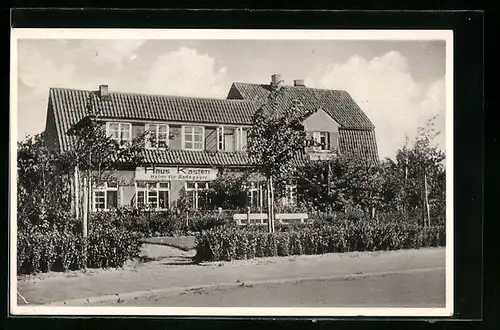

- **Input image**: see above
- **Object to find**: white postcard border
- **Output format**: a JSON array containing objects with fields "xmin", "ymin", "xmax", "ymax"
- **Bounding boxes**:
[{"xmin": 9, "ymin": 28, "xmax": 454, "ymax": 317}]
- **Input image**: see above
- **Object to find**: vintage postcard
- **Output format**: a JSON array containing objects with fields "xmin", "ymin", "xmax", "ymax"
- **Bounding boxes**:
[{"xmin": 10, "ymin": 28, "xmax": 454, "ymax": 317}]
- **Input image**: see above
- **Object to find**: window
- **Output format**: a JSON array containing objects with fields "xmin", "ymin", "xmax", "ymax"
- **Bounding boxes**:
[
  {"xmin": 285, "ymin": 184, "xmax": 298, "ymax": 206},
  {"xmin": 146, "ymin": 123, "xmax": 169, "ymax": 149},
  {"xmin": 239, "ymin": 127, "xmax": 248, "ymax": 151},
  {"xmin": 313, "ymin": 131, "xmax": 330, "ymax": 151},
  {"xmin": 247, "ymin": 182, "xmax": 262, "ymax": 209},
  {"xmin": 216, "ymin": 126, "xmax": 225, "ymax": 151},
  {"xmin": 93, "ymin": 182, "xmax": 118, "ymax": 211},
  {"xmin": 183, "ymin": 126, "xmax": 204, "ymax": 151},
  {"xmin": 185, "ymin": 181, "xmax": 209, "ymax": 210},
  {"xmin": 135, "ymin": 181, "xmax": 170, "ymax": 210},
  {"xmin": 107, "ymin": 122, "xmax": 132, "ymax": 147},
  {"xmin": 218, "ymin": 127, "xmax": 247, "ymax": 151}
]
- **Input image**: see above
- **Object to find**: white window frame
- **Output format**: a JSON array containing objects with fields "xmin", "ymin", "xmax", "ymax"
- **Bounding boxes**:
[
  {"xmin": 93, "ymin": 182, "xmax": 119, "ymax": 211},
  {"xmin": 182, "ymin": 125, "xmax": 205, "ymax": 151},
  {"xmin": 106, "ymin": 122, "xmax": 132, "ymax": 148},
  {"xmin": 185, "ymin": 181, "xmax": 209, "ymax": 210},
  {"xmin": 285, "ymin": 184, "xmax": 298, "ymax": 206},
  {"xmin": 237, "ymin": 127, "xmax": 247, "ymax": 151},
  {"xmin": 313, "ymin": 131, "xmax": 330, "ymax": 152},
  {"xmin": 145, "ymin": 123, "xmax": 169, "ymax": 150},
  {"xmin": 216, "ymin": 126, "xmax": 225, "ymax": 151},
  {"xmin": 247, "ymin": 182, "xmax": 260, "ymax": 208},
  {"xmin": 135, "ymin": 181, "xmax": 170, "ymax": 210}
]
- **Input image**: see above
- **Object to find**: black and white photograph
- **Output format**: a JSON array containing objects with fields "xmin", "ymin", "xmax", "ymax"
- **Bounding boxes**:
[{"xmin": 10, "ymin": 29, "xmax": 453, "ymax": 317}]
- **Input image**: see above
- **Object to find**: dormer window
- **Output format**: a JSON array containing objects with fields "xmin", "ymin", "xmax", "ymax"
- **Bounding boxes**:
[
  {"xmin": 182, "ymin": 126, "xmax": 204, "ymax": 151},
  {"xmin": 106, "ymin": 122, "xmax": 132, "ymax": 147},
  {"xmin": 146, "ymin": 123, "xmax": 169, "ymax": 149}
]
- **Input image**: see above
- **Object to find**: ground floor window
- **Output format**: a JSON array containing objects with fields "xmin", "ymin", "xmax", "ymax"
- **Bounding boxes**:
[
  {"xmin": 245, "ymin": 182, "xmax": 264, "ymax": 210},
  {"xmin": 135, "ymin": 181, "xmax": 170, "ymax": 210},
  {"xmin": 185, "ymin": 181, "xmax": 209, "ymax": 210},
  {"xmin": 93, "ymin": 182, "xmax": 118, "ymax": 211},
  {"xmin": 285, "ymin": 183, "xmax": 298, "ymax": 206}
]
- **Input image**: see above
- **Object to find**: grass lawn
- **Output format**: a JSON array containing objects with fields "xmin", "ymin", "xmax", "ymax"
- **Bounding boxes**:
[{"xmin": 139, "ymin": 236, "xmax": 196, "ymax": 251}]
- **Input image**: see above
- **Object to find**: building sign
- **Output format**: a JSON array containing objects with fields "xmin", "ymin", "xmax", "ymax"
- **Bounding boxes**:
[{"xmin": 135, "ymin": 166, "xmax": 218, "ymax": 182}]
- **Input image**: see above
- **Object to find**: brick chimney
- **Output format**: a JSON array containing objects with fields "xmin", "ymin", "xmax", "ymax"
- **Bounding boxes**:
[
  {"xmin": 99, "ymin": 84, "xmax": 109, "ymax": 100},
  {"xmin": 294, "ymin": 79, "xmax": 305, "ymax": 87},
  {"xmin": 270, "ymin": 74, "xmax": 283, "ymax": 90}
]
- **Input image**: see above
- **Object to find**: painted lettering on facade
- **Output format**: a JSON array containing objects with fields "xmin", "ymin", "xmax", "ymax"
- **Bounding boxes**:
[{"xmin": 135, "ymin": 167, "xmax": 218, "ymax": 181}]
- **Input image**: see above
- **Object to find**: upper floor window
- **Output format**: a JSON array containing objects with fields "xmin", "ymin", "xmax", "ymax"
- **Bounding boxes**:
[
  {"xmin": 313, "ymin": 131, "xmax": 330, "ymax": 151},
  {"xmin": 182, "ymin": 126, "xmax": 204, "ymax": 151},
  {"xmin": 216, "ymin": 126, "xmax": 225, "ymax": 151},
  {"xmin": 107, "ymin": 122, "xmax": 132, "ymax": 147},
  {"xmin": 93, "ymin": 182, "xmax": 118, "ymax": 211},
  {"xmin": 217, "ymin": 126, "xmax": 248, "ymax": 151},
  {"xmin": 237, "ymin": 127, "xmax": 248, "ymax": 151},
  {"xmin": 146, "ymin": 123, "xmax": 169, "ymax": 149}
]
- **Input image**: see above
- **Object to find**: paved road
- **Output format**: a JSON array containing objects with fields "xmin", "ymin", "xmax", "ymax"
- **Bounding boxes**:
[
  {"xmin": 96, "ymin": 268, "xmax": 445, "ymax": 307},
  {"xmin": 18, "ymin": 247, "xmax": 445, "ymax": 306}
]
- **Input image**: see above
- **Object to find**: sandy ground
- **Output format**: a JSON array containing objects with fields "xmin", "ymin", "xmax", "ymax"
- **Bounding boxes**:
[{"xmin": 16, "ymin": 245, "xmax": 445, "ymax": 306}]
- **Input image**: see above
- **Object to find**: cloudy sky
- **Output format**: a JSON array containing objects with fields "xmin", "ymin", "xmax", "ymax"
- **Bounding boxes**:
[{"xmin": 16, "ymin": 38, "xmax": 446, "ymax": 160}]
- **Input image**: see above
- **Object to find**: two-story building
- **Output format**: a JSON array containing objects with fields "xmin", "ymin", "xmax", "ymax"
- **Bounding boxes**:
[{"xmin": 44, "ymin": 74, "xmax": 378, "ymax": 214}]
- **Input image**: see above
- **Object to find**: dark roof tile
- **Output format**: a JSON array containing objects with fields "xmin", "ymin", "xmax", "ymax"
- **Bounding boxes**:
[
  {"xmin": 49, "ymin": 87, "xmax": 259, "ymax": 152},
  {"xmin": 229, "ymin": 83, "xmax": 375, "ymax": 130}
]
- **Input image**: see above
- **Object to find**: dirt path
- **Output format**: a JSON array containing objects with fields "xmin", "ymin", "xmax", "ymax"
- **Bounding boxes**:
[{"xmin": 17, "ymin": 246, "xmax": 445, "ymax": 306}]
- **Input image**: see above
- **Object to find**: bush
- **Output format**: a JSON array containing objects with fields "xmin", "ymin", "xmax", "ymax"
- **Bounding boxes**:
[
  {"xmin": 90, "ymin": 209, "xmax": 189, "ymax": 237},
  {"xmin": 188, "ymin": 212, "xmax": 234, "ymax": 233},
  {"xmin": 17, "ymin": 220, "xmax": 141, "ymax": 275},
  {"xmin": 194, "ymin": 219, "xmax": 446, "ymax": 262}
]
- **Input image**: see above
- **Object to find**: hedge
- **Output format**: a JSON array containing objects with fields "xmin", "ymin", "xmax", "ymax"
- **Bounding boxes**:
[
  {"xmin": 194, "ymin": 220, "xmax": 446, "ymax": 262},
  {"xmin": 17, "ymin": 221, "xmax": 141, "ymax": 275}
]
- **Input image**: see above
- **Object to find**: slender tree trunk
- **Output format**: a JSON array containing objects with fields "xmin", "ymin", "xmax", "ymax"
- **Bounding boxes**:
[
  {"xmin": 424, "ymin": 171, "xmax": 431, "ymax": 226},
  {"xmin": 266, "ymin": 178, "xmax": 272, "ymax": 233},
  {"xmin": 270, "ymin": 176, "xmax": 276, "ymax": 232},
  {"xmin": 421, "ymin": 173, "xmax": 429, "ymax": 228},
  {"xmin": 74, "ymin": 165, "xmax": 80, "ymax": 221},
  {"xmin": 82, "ymin": 173, "xmax": 88, "ymax": 238}
]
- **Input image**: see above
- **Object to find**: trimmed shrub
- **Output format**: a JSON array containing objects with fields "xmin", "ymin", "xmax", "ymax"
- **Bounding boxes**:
[
  {"xmin": 194, "ymin": 219, "xmax": 446, "ymax": 262},
  {"xmin": 17, "ymin": 220, "xmax": 141, "ymax": 275}
]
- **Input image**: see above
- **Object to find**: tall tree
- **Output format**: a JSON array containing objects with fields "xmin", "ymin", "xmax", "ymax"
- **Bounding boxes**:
[
  {"xmin": 247, "ymin": 88, "xmax": 314, "ymax": 232},
  {"xmin": 17, "ymin": 133, "xmax": 71, "ymax": 229},
  {"xmin": 383, "ymin": 115, "xmax": 446, "ymax": 225},
  {"xmin": 63, "ymin": 91, "xmax": 148, "ymax": 237}
]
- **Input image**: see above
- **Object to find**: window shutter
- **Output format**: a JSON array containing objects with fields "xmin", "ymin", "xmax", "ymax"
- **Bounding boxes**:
[
  {"xmin": 145, "ymin": 124, "xmax": 151, "ymax": 149},
  {"xmin": 330, "ymin": 132, "xmax": 339, "ymax": 151}
]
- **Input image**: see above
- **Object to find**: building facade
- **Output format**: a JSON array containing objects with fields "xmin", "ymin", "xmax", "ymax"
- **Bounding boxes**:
[{"xmin": 44, "ymin": 74, "xmax": 379, "ymax": 214}]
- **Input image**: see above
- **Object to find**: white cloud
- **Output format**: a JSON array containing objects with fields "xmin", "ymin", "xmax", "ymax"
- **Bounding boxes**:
[
  {"xmin": 309, "ymin": 51, "xmax": 446, "ymax": 160},
  {"xmin": 143, "ymin": 47, "xmax": 229, "ymax": 98},
  {"xmin": 79, "ymin": 40, "xmax": 146, "ymax": 65},
  {"xmin": 18, "ymin": 45, "xmax": 77, "ymax": 90}
]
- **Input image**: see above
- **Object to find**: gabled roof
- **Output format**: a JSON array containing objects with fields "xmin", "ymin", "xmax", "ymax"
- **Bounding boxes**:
[
  {"xmin": 48, "ymin": 87, "xmax": 259, "ymax": 152},
  {"xmin": 228, "ymin": 83, "xmax": 375, "ymax": 130},
  {"xmin": 338, "ymin": 128, "xmax": 379, "ymax": 163},
  {"xmin": 46, "ymin": 83, "xmax": 379, "ymax": 164}
]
